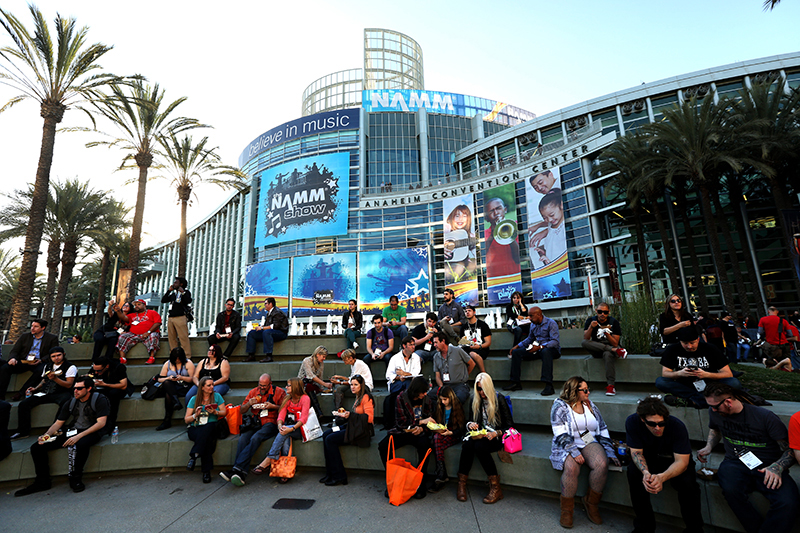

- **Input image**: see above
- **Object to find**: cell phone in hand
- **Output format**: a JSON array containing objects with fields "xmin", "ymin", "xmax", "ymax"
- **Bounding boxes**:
[{"xmin": 205, "ymin": 403, "xmax": 218, "ymax": 412}]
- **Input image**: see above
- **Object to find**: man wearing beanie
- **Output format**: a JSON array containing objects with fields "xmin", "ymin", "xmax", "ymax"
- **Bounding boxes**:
[{"xmin": 655, "ymin": 326, "xmax": 741, "ymax": 408}]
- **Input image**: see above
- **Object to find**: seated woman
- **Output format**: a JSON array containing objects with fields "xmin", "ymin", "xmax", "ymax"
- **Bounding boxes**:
[
  {"xmin": 320, "ymin": 374, "xmax": 374, "ymax": 486},
  {"xmin": 298, "ymin": 346, "xmax": 332, "ymax": 419},
  {"xmin": 550, "ymin": 376, "xmax": 619, "ymax": 528},
  {"xmin": 155, "ymin": 347, "xmax": 195, "ymax": 431},
  {"xmin": 252, "ymin": 377, "xmax": 310, "ymax": 483},
  {"xmin": 92, "ymin": 302, "xmax": 130, "ymax": 362},
  {"xmin": 184, "ymin": 376, "xmax": 227, "ymax": 483},
  {"xmin": 457, "ymin": 372, "xmax": 512, "ymax": 505},
  {"xmin": 186, "ymin": 345, "xmax": 230, "ymax": 401},
  {"xmin": 505, "ymin": 291, "xmax": 530, "ymax": 346},
  {"xmin": 428, "ymin": 385, "xmax": 466, "ymax": 493},
  {"xmin": 341, "ymin": 299, "xmax": 363, "ymax": 349}
]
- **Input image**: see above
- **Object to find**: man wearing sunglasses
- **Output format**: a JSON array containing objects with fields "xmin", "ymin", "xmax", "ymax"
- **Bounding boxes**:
[
  {"xmin": 698, "ymin": 383, "xmax": 798, "ymax": 533},
  {"xmin": 625, "ymin": 397, "xmax": 703, "ymax": 533},
  {"xmin": 581, "ymin": 302, "xmax": 626, "ymax": 396}
]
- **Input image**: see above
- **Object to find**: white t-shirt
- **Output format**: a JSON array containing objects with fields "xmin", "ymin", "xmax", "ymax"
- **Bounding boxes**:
[
  {"xmin": 42, "ymin": 363, "xmax": 78, "ymax": 379},
  {"xmin": 385, "ymin": 352, "xmax": 422, "ymax": 385},
  {"xmin": 571, "ymin": 407, "xmax": 598, "ymax": 448},
  {"xmin": 349, "ymin": 359, "xmax": 374, "ymax": 391}
]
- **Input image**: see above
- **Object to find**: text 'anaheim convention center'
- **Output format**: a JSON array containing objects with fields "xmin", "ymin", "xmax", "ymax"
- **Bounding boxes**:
[{"xmin": 135, "ymin": 28, "xmax": 800, "ymax": 329}]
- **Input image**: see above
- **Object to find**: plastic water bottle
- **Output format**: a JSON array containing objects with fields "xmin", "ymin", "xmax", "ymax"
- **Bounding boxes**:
[{"xmin": 111, "ymin": 426, "xmax": 119, "ymax": 444}]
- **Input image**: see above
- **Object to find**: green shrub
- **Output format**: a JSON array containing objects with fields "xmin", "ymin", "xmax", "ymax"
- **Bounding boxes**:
[{"xmin": 608, "ymin": 292, "xmax": 661, "ymax": 354}]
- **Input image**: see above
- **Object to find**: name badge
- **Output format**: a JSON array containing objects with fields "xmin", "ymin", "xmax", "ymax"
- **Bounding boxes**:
[
  {"xmin": 198, "ymin": 413, "xmax": 209, "ymax": 426},
  {"xmin": 424, "ymin": 343, "xmax": 432, "ymax": 351},
  {"xmin": 225, "ymin": 327, "xmax": 232, "ymax": 334},
  {"xmin": 442, "ymin": 373, "xmax": 450, "ymax": 382},
  {"xmin": 27, "ymin": 354, "xmax": 36, "ymax": 361},
  {"xmin": 332, "ymin": 425, "xmax": 341, "ymax": 433},
  {"xmin": 507, "ymin": 318, "xmax": 514, "ymax": 327},
  {"xmin": 131, "ymin": 319, "xmax": 140, "ymax": 326},
  {"xmin": 738, "ymin": 451, "xmax": 762, "ymax": 470},
  {"xmin": 693, "ymin": 380, "xmax": 706, "ymax": 392},
  {"xmin": 580, "ymin": 430, "xmax": 596, "ymax": 445},
  {"xmin": 66, "ymin": 429, "xmax": 78, "ymax": 438}
]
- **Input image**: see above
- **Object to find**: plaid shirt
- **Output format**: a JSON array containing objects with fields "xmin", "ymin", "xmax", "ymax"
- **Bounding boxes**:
[{"xmin": 392, "ymin": 391, "xmax": 434, "ymax": 434}]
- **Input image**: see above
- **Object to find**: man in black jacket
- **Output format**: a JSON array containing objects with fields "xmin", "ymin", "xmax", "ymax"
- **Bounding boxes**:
[
  {"xmin": 0, "ymin": 319, "xmax": 59, "ymax": 401},
  {"xmin": 161, "ymin": 277, "xmax": 193, "ymax": 360},
  {"xmin": 207, "ymin": 298, "xmax": 242, "ymax": 359},
  {"xmin": 245, "ymin": 297, "xmax": 289, "ymax": 363}
]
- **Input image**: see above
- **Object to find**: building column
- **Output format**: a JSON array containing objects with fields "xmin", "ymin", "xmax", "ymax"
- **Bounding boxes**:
[{"xmin": 417, "ymin": 107, "xmax": 430, "ymax": 187}]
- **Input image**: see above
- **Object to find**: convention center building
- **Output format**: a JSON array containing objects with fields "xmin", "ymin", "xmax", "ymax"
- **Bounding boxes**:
[{"xmin": 136, "ymin": 28, "xmax": 800, "ymax": 330}]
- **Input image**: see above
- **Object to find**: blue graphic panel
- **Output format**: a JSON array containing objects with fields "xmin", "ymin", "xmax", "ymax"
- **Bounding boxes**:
[
  {"xmin": 292, "ymin": 253, "xmax": 357, "ymax": 317},
  {"xmin": 358, "ymin": 247, "xmax": 431, "ymax": 315},
  {"xmin": 243, "ymin": 259, "xmax": 290, "ymax": 321}
]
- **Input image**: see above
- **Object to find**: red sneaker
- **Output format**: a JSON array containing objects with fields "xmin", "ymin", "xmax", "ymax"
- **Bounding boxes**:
[
  {"xmin": 605, "ymin": 385, "xmax": 616, "ymax": 396},
  {"xmin": 615, "ymin": 348, "xmax": 628, "ymax": 359},
  {"xmin": 145, "ymin": 356, "xmax": 155, "ymax": 365},
  {"xmin": 119, "ymin": 356, "xmax": 127, "ymax": 365}
]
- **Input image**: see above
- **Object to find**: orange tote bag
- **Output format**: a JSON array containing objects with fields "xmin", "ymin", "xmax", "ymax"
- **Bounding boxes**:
[
  {"xmin": 225, "ymin": 404, "xmax": 241, "ymax": 435},
  {"xmin": 385, "ymin": 435, "xmax": 432, "ymax": 506}
]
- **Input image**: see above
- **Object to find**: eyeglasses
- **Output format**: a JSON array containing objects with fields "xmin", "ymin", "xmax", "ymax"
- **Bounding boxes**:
[
  {"xmin": 670, "ymin": 299, "xmax": 681, "ymax": 303},
  {"xmin": 577, "ymin": 388, "xmax": 590, "ymax": 393},
  {"xmin": 708, "ymin": 397, "xmax": 729, "ymax": 411},
  {"xmin": 597, "ymin": 310, "xmax": 609, "ymax": 315},
  {"xmin": 73, "ymin": 386, "xmax": 86, "ymax": 391},
  {"xmin": 643, "ymin": 419, "xmax": 667, "ymax": 428}
]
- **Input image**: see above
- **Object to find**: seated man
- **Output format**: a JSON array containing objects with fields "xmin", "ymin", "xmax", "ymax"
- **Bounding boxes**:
[
  {"xmin": 655, "ymin": 327, "xmax": 741, "ymax": 408},
  {"xmin": 581, "ymin": 302, "xmax": 626, "ymax": 396},
  {"xmin": 11, "ymin": 346, "xmax": 77, "ymax": 440},
  {"xmin": 245, "ymin": 297, "xmax": 289, "ymax": 363},
  {"xmin": 386, "ymin": 336, "xmax": 422, "ymax": 394},
  {"xmin": 332, "ymin": 348, "xmax": 373, "ymax": 408},
  {"xmin": 626, "ymin": 397, "xmax": 704, "ymax": 533},
  {"xmin": 363, "ymin": 314, "xmax": 394, "ymax": 369},
  {"xmin": 383, "ymin": 295, "xmax": 408, "ymax": 343},
  {"xmin": 459, "ymin": 305, "xmax": 490, "ymax": 374},
  {"xmin": 0, "ymin": 319, "xmax": 59, "ymax": 401},
  {"xmin": 90, "ymin": 356, "xmax": 129, "ymax": 434},
  {"xmin": 698, "ymin": 383, "xmax": 799, "ymax": 533},
  {"xmin": 207, "ymin": 298, "xmax": 242, "ymax": 359},
  {"xmin": 116, "ymin": 299, "xmax": 162, "ymax": 365},
  {"xmin": 411, "ymin": 312, "xmax": 441, "ymax": 363},
  {"xmin": 430, "ymin": 332, "xmax": 473, "ymax": 406},
  {"xmin": 504, "ymin": 306, "xmax": 561, "ymax": 396},
  {"xmin": 437, "ymin": 288, "xmax": 465, "ymax": 344},
  {"xmin": 15, "ymin": 376, "xmax": 110, "ymax": 496},
  {"xmin": 341, "ymin": 299, "xmax": 363, "ymax": 350},
  {"xmin": 221, "ymin": 373, "xmax": 286, "ymax": 486}
]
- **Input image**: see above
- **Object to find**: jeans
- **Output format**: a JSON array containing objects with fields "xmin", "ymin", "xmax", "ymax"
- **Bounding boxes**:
[
  {"xmin": 188, "ymin": 423, "xmax": 218, "ymax": 473},
  {"xmin": 245, "ymin": 328, "xmax": 288, "ymax": 355},
  {"xmin": 388, "ymin": 325, "xmax": 408, "ymax": 342},
  {"xmin": 207, "ymin": 333, "xmax": 241, "ymax": 359},
  {"xmin": 185, "ymin": 382, "xmax": 229, "ymax": 402},
  {"xmin": 737, "ymin": 343, "xmax": 751, "ymax": 362},
  {"xmin": 717, "ymin": 457, "xmax": 799, "ymax": 533},
  {"xmin": 344, "ymin": 328, "xmax": 361, "ymax": 348},
  {"xmin": 233, "ymin": 422, "xmax": 278, "ymax": 472},
  {"xmin": 428, "ymin": 382, "xmax": 469, "ymax": 406},
  {"xmin": 267, "ymin": 428, "xmax": 302, "ymax": 460},
  {"xmin": 362, "ymin": 353, "xmax": 390, "ymax": 370},
  {"xmin": 509, "ymin": 346, "xmax": 560, "ymax": 383},
  {"xmin": 323, "ymin": 426, "xmax": 350, "ymax": 481},
  {"xmin": 507, "ymin": 323, "xmax": 530, "ymax": 346},
  {"xmin": 414, "ymin": 349, "xmax": 436, "ymax": 363},
  {"xmin": 582, "ymin": 340, "xmax": 616, "ymax": 385},
  {"xmin": 654, "ymin": 376, "xmax": 742, "ymax": 407},
  {"xmin": 627, "ymin": 458, "xmax": 704, "ymax": 533},
  {"xmin": 389, "ymin": 379, "xmax": 411, "ymax": 395}
]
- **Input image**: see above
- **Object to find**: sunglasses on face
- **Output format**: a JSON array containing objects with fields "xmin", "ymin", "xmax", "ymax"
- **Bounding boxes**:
[
  {"xmin": 708, "ymin": 397, "xmax": 729, "ymax": 411},
  {"xmin": 643, "ymin": 419, "xmax": 667, "ymax": 428},
  {"xmin": 577, "ymin": 388, "xmax": 590, "ymax": 393},
  {"xmin": 670, "ymin": 299, "xmax": 681, "ymax": 303},
  {"xmin": 74, "ymin": 386, "xmax": 86, "ymax": 391},
  {"xmin": 597, "ymin": 310, "xmax": 609, "ymax": 315}
]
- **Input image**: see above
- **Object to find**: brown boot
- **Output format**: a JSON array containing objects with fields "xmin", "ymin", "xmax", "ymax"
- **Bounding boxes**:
[
  {"xmin": 483, "ymin": 474, "xmax": 504, "ymax": 504},
  {"xmin": 457, "ymin": 473, "xmax": 468, "ymax": 502},
  {"xmin": 559, "ymin": 496, "xmax": 574, "ymax": 528},
  {"xmin": 582, "ymin": 488, "xmax": 603, "ymax": 524}
]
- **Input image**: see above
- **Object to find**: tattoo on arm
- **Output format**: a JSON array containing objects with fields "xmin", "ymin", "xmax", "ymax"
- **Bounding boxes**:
[
  {"xmin": 631, "ymin": 449, "xmax": 649, "ymax": 474},
  {"xmin": 767, "ymin": 440, "xmax": 797, "ymax": 475},
  {"xmin": 706, "ymin": 429, "xmax": 721, "ymax": 449}
]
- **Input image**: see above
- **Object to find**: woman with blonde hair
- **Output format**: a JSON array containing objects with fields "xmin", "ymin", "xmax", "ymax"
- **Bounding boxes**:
[
  {"xmin": 549, "ymin": 376, "xmax": 618, "ymax": 528},
  {"xmin": 298, "ymin": 346, "xmax": 332, "ymax": 419},
  {"xmin": 456, "ymin": 372, "xmax": 513, "ymax": 504},
  {"xmin": 253, "ymin": 377, "xmax": 310, "ymax": 483}
]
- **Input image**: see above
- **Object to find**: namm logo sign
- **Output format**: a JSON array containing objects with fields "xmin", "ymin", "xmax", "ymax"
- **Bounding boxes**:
[
  {"xmin": 264, "ymin": 161, "xmax": 340, "ymax": 238},
  {"xmin": 363, "ymin": 89, "xmax": 456, "ymax": 113}
]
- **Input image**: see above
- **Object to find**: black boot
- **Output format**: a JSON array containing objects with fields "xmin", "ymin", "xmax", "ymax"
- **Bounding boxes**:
[
  {"xmin": 428, "ymin": 461, "xmax": 449, "ymax": 493},
  {"xmin": 69, "ymin": 473, "xmax": 85, "ymax": 493},
  {"xmin": 156, "ymin": 407, "xmax": 173, "ymax": 431}
]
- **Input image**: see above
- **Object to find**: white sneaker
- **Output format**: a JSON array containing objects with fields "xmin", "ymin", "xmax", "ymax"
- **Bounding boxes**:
[{"xmin": 353, "ymin": 342, "xmax": 358, "ymax": 349}]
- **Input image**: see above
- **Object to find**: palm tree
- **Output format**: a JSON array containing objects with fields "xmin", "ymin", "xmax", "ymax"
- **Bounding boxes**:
[
  {"xmin": 0, "ymin": 6, "xmax": 117, "ymax": 340},
  {"xmin": 157, "ymin": 133, "xmax": 248, "ymax": 277},
  {"xmin": 89, "ymin": 80, "xmax": 203, "ymax": 302},
  {"xmin": 90, "ymin": 214, "xmax": 130, "ymax": 331}
]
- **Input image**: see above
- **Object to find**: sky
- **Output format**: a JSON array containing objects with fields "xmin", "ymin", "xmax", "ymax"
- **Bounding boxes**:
[{"xmin": 0, "ymin": 0, "xmax": 798, "ymax": 275}]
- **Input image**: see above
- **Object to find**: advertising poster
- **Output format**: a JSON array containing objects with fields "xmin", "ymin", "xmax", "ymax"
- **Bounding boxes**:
[
  {"xmin": 255, "ymin": 152, "xmax": 350, "ymax": 247},
  {"xmin": 358, "ymin": 247, "xmax": 431, "ymax": 315},
  {"xmin": 292, "ymin": 253, "xmax": 356, "ymax": 316},
  {"xmin": 525, "ymin": 167, "xmax": 572, "ymax": 299},
  {"xmin": 482, "ymin": 183, "xmax": 522, "ymax": 305},
  {"xmin": 243, "ymin": 259, "xmax": 290, "ymax": 321},
  {"xmin": 442, "ymin": 194, "xmax": 478, "ymax": 305}
]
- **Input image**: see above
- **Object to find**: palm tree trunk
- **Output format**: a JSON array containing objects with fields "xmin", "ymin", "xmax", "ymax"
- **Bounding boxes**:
[
  {"xmin": 51, "ymin": 239, "xmax": 79, "ymax": 337},
  {"xmin": 178, "ymin": 190, "xmax": 190, "ymax": 279},
  {"xmin": 698, "ymin": 185, "xmax": 735, "ymax": 312},
  {"xmin": 712, "ymin": 193, "xmax": 751, "ymax": 317},
  {"xmin": 728, "ymin": 193, "xmax": 767, "ymax": 317},
  {"xmin": 768, "ymin": 175, "xmax": 800, "ymax": 302},
  {"xmin": 632, "ymin": 205, "xmax": 654, "ymax": 305},
  {"xmin": 41, "ymin": 238, "xmax": 61, "ymax": 327},
  {"xmin": 647, "ymin": 193, "xmax": 680, "ymax": 295},
  {"xmin": 127, "ymin": 155, "xmax": 152, "ymax": 302},
  {"xmin": 9, "ymin": 105, "xmax": 64, "ymax": 340},
  {"xmin": 94, "ymin": 247, "xmax": 111, "ymax": 331},
  {"xmin": 676, "ymin": 194, "xmax": 709, "ymax": 315}
]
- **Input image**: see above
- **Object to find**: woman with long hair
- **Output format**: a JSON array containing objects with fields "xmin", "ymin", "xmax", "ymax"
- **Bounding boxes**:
[
  {"xmin": 505, "ymin": 291, "xmax": 530, "ymax": 345},
  {"xmin": 320, "ymin": 374, "xmax": 375, "ymax": 486},
  {"xmin": 444, "ymin": 204, "xmax": 477, "ymax": 282},
  {"xmin": 92, "ymin": 301, "xmax": 131, "ymax": 362},
  {"xmin": 186, "ymin": 344, "xmax": 231, "ymax": 400},
  {"xmin": 298, "ymin": 346, "xmax": 332, "ymax": 419},
  {"xmin": 428, "ymin": 385, "xmax": 466, "ymax": 492},
  {"xmin": 658, "ymin": 294, "xmax": 696, "ymax": 345},
  {"xmin": 253, "ymin": 377, "xmax": 310, "ymax": 483},
  {"xmin": 549, "ymin": 376, "xmax": 619, "ymax": 528},
  {"xmin": 456, "ymin": 373, "xmax": 513, "ymax": 505},
  {"xmin": 154, "ymin": 347, "xmax": 195, "ymax": 431},
  {"xmin": 184, "ymin": 376, "xmax": 227, "ymax": 483}
]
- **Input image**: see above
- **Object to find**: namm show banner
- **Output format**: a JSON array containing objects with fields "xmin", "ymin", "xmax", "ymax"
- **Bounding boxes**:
[
  {"xmin": 358, "ymin": 247, "xmax": 431, "ymax": 315},
  {"xmin": 292, "ymin": 253, "xmax": 356, "ymax": 317},
  {"xmin": 442, "ymin": 193, "xmax": 479, "ymax": 306},
  {"xmin": 255, "ymin": 152, "xmax": 350, "ymax": 247},
  {"xmin": 243, "ymin": 259, "xmax": 290, "ymax": 321},
  {"xmin": 482, "ymin": 183, "xmax": 522, "ymax": 305}
]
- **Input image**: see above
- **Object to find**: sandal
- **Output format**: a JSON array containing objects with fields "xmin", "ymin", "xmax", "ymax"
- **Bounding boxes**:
[{"xmin": 251, "ymin": 465, "xmax": 267, "ymax": 475}]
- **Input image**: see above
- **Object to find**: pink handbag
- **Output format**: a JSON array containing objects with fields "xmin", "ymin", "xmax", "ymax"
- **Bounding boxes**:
[{"xmin": 502, "ymin": 428, "xmax": 522, "ymax": 454}]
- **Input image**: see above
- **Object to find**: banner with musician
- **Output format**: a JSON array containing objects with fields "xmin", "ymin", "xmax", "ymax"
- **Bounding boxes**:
[
  {"xmin": 525, "ymin": 167, "xmax": 572, "ymax": 299},
  {"xmin": 482, "ymin": 184, "xmax": 522, "ymax": 305},
  {"xmin": 292, "ymin": 252, "xmax": 356, "ymax": 316},
  {"xmin": 243, "ymin": 259, "xmax": 290, "ymax": 321},
  {"xmin": 254, "ymin": 152, "xmax": 349, "ymax": 247},
  {"xmin": 358, "ymin": 247, "xmax": 431, "ymax": 315},
  {"xmin": 442, "ymin": 194, "xmax": 479, "ymax": 305}
]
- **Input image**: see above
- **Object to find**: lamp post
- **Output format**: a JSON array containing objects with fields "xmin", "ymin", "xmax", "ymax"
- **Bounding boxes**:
[{"xmin": 583, "ymin": 260, "xmax": 596, "ymax": 310}]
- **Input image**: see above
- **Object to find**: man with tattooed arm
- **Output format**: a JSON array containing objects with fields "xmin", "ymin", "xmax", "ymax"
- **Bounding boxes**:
[{"xmin": 698, "ymin": 382, "xmax": 798, "ymax": 533}]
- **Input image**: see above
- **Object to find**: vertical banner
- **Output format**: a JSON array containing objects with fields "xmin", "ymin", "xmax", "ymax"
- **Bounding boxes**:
[
  {"xmin": 358, "ymin": 247, "xmax": 431, "ymax": 315},
  {"xmin": 442, "ymin": 194, "xmax": 478, "ymax": 305},
  {"xmin": 525, "ymin": 168, "xmax": 572, "ymax": 299},
  {"xmin": 482, "ymin": 184, "xmax": 522, "ymax": 305},
  {"xmin": 243, "ymin": 259, "xmax": 290, "ymax": 321},
  {"xmin": 292, "ymin": 253, "xmax": 356, "ymax": 316}
]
